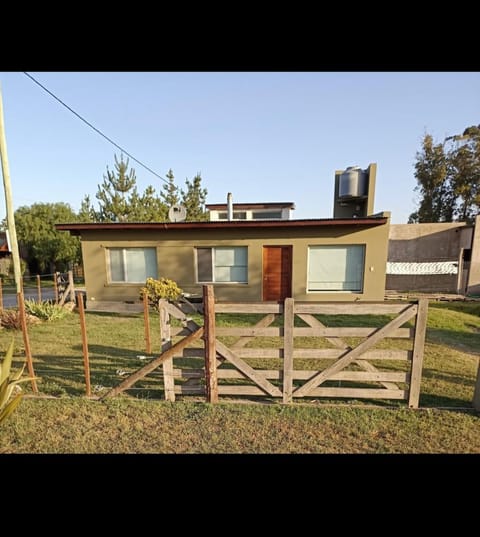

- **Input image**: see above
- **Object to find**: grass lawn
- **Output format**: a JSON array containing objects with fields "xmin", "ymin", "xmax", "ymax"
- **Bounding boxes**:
[{"xmin": 0, "ymin": 300, "xmax": 479, "ymax": 453}]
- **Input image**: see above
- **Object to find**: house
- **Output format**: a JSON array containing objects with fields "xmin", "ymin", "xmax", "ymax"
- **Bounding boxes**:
[
  {"xmin": 56, "ymin": 215, "xmax": 390, "ymax": 309},
  {"xmin": 56, "ymin": 163, "xmax": 392, "ymax": 309},
  {"xmin": 386, "ymin": 215, "xmax": 480, "ymax": 296}
]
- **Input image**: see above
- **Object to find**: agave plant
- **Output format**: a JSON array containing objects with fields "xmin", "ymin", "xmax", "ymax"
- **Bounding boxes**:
[{"xmin": 0, "ymin": 340, "xmax": 37, "ymax": 424}]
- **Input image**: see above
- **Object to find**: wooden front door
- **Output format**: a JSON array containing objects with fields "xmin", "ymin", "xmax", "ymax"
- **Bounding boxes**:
[{"xmin": 262, "ymin": 246, "xmax": 292, "ymax": 301}]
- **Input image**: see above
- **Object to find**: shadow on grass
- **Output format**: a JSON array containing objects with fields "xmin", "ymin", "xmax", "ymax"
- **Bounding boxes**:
[
  {"xmin": 84, "ymin": 311, "xmax": 142, "ymax": 319},
  {"xmin": 72, "ymin": 343, "xmax": 144, "ymax": 359},
  {"xmin": 419, "ymin": 393, "xmax": 476, "ymax": 409},
  {"xmin": 426, "ymin": 328, "xmax": 480, "ymax": 355},
  {"xmin": 422, "ymin": 367, "xmax": 479, "ymax": 386}
]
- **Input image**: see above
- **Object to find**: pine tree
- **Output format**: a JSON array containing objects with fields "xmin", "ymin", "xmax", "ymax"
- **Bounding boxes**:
[
  {"xmin": 82, "ymin": 157, "xmax": 210, "ymax": 223},
  {"xmin": 78, "ymin": 195, "xmax": 96, "ymax": 222},
  {"xmin": 181, "ymin": 173, "xmax": 208, "ymax": 221},
  {"xmin": 128, "ymin": 185, "xmax": 168, "ymax": 222},
  {"xmin": 95, "ymin": 154, "xmax": 137, "ymax": 222},
  {"xmin": 160, "ymin": 169, "xmax": 180, "ymax": 208}
]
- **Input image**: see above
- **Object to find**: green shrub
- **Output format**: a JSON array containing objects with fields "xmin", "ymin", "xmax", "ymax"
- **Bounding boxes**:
[
  {"xmin": 140, "ymin": 277, "xmax": 183, "ymax": 308},
  {"xmin": 0, "ymin": 339, "xmax": 37, "ymax": 424},
  {"xmin": 24, "ymin": 300, "xmax": 71, "ymax": 321}
]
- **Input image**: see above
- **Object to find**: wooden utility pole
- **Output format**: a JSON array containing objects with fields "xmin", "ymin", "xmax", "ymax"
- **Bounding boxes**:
[{"xmin": 0, "ymin": 86, "xmax": 22, "ymax": 294}]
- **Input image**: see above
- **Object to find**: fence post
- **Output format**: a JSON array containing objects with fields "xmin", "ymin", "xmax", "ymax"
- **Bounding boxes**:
[
  {"xmin": 0, "ymin": 277, "xmax": 3, "ymax": 309},
  {"xmin": 408, "ymin": 298, "xmax": 428, "ymax": 409},
  {"xmin": 76, "ymin": 291, "xmax": 91, "ymax": 397},
  {"xmin": 143, "ymin": 293, "xmax": 152, "ymax": 354},
  {"xmin": 203, "ymin": 284, "xmax": 218, "ymax": 403},
  {"xmin": 283, "ymin": 297, "xmax": 294, "ymax": 404},
  {"xmin": 68, "ymin": 270, "xmax": 75, "ymax": 303},
  {"xmin": 53, "ymin": 272, "xmax": 59, "ymax": 304},
  {"xmin": 36, "ymin": 274, "xmax": 42, "ymax": 303},
  {"xmin": 473, "ymin": 361, "xmax": 480, "ymax": 412},
  {"xmin": 160, "ymin": 299, "xmax": 175, "ymax": 401},
  {"xmin": 17, "ymin": 292, "xmax": 38, "ymax": 394}
]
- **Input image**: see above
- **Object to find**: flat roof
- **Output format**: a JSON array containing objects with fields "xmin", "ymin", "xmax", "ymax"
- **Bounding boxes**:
[
  {"xmin": 56, "ymin": 217, "xmax": 388, "ymax": 236},
  {"xmin": 206, "ymin": 202, "xmax": 296, "ymax": 210}
]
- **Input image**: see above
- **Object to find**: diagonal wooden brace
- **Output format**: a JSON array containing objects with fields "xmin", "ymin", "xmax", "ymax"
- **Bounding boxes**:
[
  {"xmin": 101, "ymin": 327, "xmax": 204, "ymax": 398},
  {"xmin": 293, "ymin": 304, "xmax": 417, "ymax": 397}
]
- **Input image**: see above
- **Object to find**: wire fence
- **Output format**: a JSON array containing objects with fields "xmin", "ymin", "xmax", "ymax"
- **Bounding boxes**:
[{"xmin": 0, "ymin": 270, "xmax": 84, "ymax": 309}]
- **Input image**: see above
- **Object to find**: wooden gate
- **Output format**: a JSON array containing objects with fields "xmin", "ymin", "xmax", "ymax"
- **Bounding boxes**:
[{"xmin": 103, "ymin": 287, "xmax": 428, "ymax": 408}]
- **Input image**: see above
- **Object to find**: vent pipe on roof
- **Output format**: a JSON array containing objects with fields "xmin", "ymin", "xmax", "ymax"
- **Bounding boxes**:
[{"xmin": 227, "ymin": 192, "xmax": 233, "ymax": 221}]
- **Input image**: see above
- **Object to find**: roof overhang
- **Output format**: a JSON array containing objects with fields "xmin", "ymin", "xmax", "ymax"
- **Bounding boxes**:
[{"xmin": 56, "ymin": 217, "xmax": 388, "ymax": 236}]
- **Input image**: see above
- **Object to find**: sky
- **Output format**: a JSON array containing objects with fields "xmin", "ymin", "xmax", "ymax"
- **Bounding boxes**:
[{"xmin": 0, "ymin": 71, "xmax": 478, "ymax": 225}]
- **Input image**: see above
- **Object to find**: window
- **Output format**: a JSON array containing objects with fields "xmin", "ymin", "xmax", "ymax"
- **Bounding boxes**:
[
  {"xmin": 217, "ymin": 211, "xmax": 247, "ymax": 219},
  {"xmin": 108, "ymin": 248, "xmax": 158, "ymax": 283},
  {"xmin": 252, "ymin": 210, "xmax": 282, "ymax": 219},
  {"xmin": 196, "ymin": 247, "xmax": 247, "ymax": 283},
  {"xmin": 308, "ymin": 245, "xmax": 365, "ymax": 292}
]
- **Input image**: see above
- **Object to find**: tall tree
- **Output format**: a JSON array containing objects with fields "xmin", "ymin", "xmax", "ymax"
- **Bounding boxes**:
[
  {"xmin": 409, "ymin": 134, "xmax": 452, "ymax": 223},
  {"xmin": 128, "ymin": 185, "xmax": 168, "ymax": 221},
  {"xmin": 82, "ymin": 157, "xmax": 210, "ymax": 222},
  {"xmin": 78, "ymin": 195, "xmax": 96, "ymax": 222},
  {"xmin": 447, "ymin": 125, "xmax": 480, "ymax": 223},
  {"xmin": 410, "ymin": 126, "xmax": 480, "ymax": 223},
  {"xmin": 13, "ymin": 202, "xmax": 81, "ymax": 273},
  {"xmin": 95, "ymin": 154, "xmax": 138, "ymax": 222},
  {"xmin": 181, "ymin": 172, "xmax": 208, "ymax": 221},
  {"xmin": 160, "ymin": 168, "xmax": 180, "ymax": 208}
]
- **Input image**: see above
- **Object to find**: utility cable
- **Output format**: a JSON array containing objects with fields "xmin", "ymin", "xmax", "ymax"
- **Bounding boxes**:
[{"xmin": 23, "ymin": 72, "xmax": 168, "ymax": 184}]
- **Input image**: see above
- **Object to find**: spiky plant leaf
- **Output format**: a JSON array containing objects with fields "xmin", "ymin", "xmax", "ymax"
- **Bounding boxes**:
[
  {"xmin": 0, "ymin": 393, "xmax": 23, "ymax": 423},
  {"xmin": 0, "ymin": 340, "xmax": 15, "ymax": 385}
]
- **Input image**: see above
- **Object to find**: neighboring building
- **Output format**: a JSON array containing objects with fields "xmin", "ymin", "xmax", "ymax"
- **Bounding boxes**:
[
  {"xmin": 207, "ymin": 199, "xmax": 295, "ymax": 221},
  {"xmin": 386, "ymin": 215, "xmax": 480, "ymax": 296},
  {"xmin": 56, "ymin": 213, "xmax": 391, "ymax": 309},
  {"xmin": 0, "ymin": 231, "xmax": 10, "ymax": 257},
  {"xmin": 0, "ymin": 231, "xmax": 12, "ymax": 277}
]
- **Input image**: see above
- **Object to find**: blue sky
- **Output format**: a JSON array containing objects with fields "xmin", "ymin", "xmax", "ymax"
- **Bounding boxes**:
[{"xmin": 0, "ymin": 72, "xmax": 478, "ymax": 224}]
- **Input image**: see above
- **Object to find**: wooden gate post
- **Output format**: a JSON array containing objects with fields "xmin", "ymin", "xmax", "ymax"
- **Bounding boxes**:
[
  {"xmin": 473, "ymin": 360, "xmax": 480, "ymax": 412},
  {"xmin": 76, "ymin": 291, "xmax": 91, "ymax": 396},
  {"xmin": 408, "ymin": 299, "xmax": 428, "ymax": 409},
  {"xmin": 160, "ymin": 299, "xmax": 175, "ymax": 401},
  {"xmin": 143, "ymin": 293, "xmax": 152, "ymax": 354},
  {"xmin": 203, "ymin": 285, "xmax": 218, "ymax": 403},
  {"xmin": 283, "ymin": 297, "xmax": 294, "ymax": 403}
]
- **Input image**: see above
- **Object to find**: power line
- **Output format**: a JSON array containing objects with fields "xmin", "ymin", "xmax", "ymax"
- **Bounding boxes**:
[{"xmin": 23, "ymin": 72, "xmax": 168, "ymax": 184}]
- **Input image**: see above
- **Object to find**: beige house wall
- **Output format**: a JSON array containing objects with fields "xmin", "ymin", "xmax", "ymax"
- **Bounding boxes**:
[{"xmin": 80, "ymin": 221, "xmax": 390, "ymax": 306}]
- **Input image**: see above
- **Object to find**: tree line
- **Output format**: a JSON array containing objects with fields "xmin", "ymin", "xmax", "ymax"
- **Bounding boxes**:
[
  {"xmin": 1, "ymin": 155, "xmax": 208, "ymax": 276},
  {"xmin": 409, "ymin": 124, "xmax": 480, "ymax": 224}
]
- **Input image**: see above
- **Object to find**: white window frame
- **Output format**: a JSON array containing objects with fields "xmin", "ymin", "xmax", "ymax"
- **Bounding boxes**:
[
  {"xmin": 196, "ymin": 246, "xmax": 248, "ymax": 284},
  {"xmin": 307, "ymin": 244, "xmax": 365, "ymax": 293},
  {"xmin": 107, "ymin": 247, "xmax": 158, "ymax": 283}
]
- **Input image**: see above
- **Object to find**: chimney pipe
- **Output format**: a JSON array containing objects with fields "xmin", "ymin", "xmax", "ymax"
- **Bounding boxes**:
[{"xmin": 227, "ymin": 192, "xmax": 233, "ymax": 221}]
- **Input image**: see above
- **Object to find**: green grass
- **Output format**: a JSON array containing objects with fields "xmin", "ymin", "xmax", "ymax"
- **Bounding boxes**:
[
  {"xmin": 0, "ymin": 399, "xmax": 478, "ymax": 453},
  {"xmin": 0, "ymin": 300, "xmax": 478, "ymax": 453}
]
